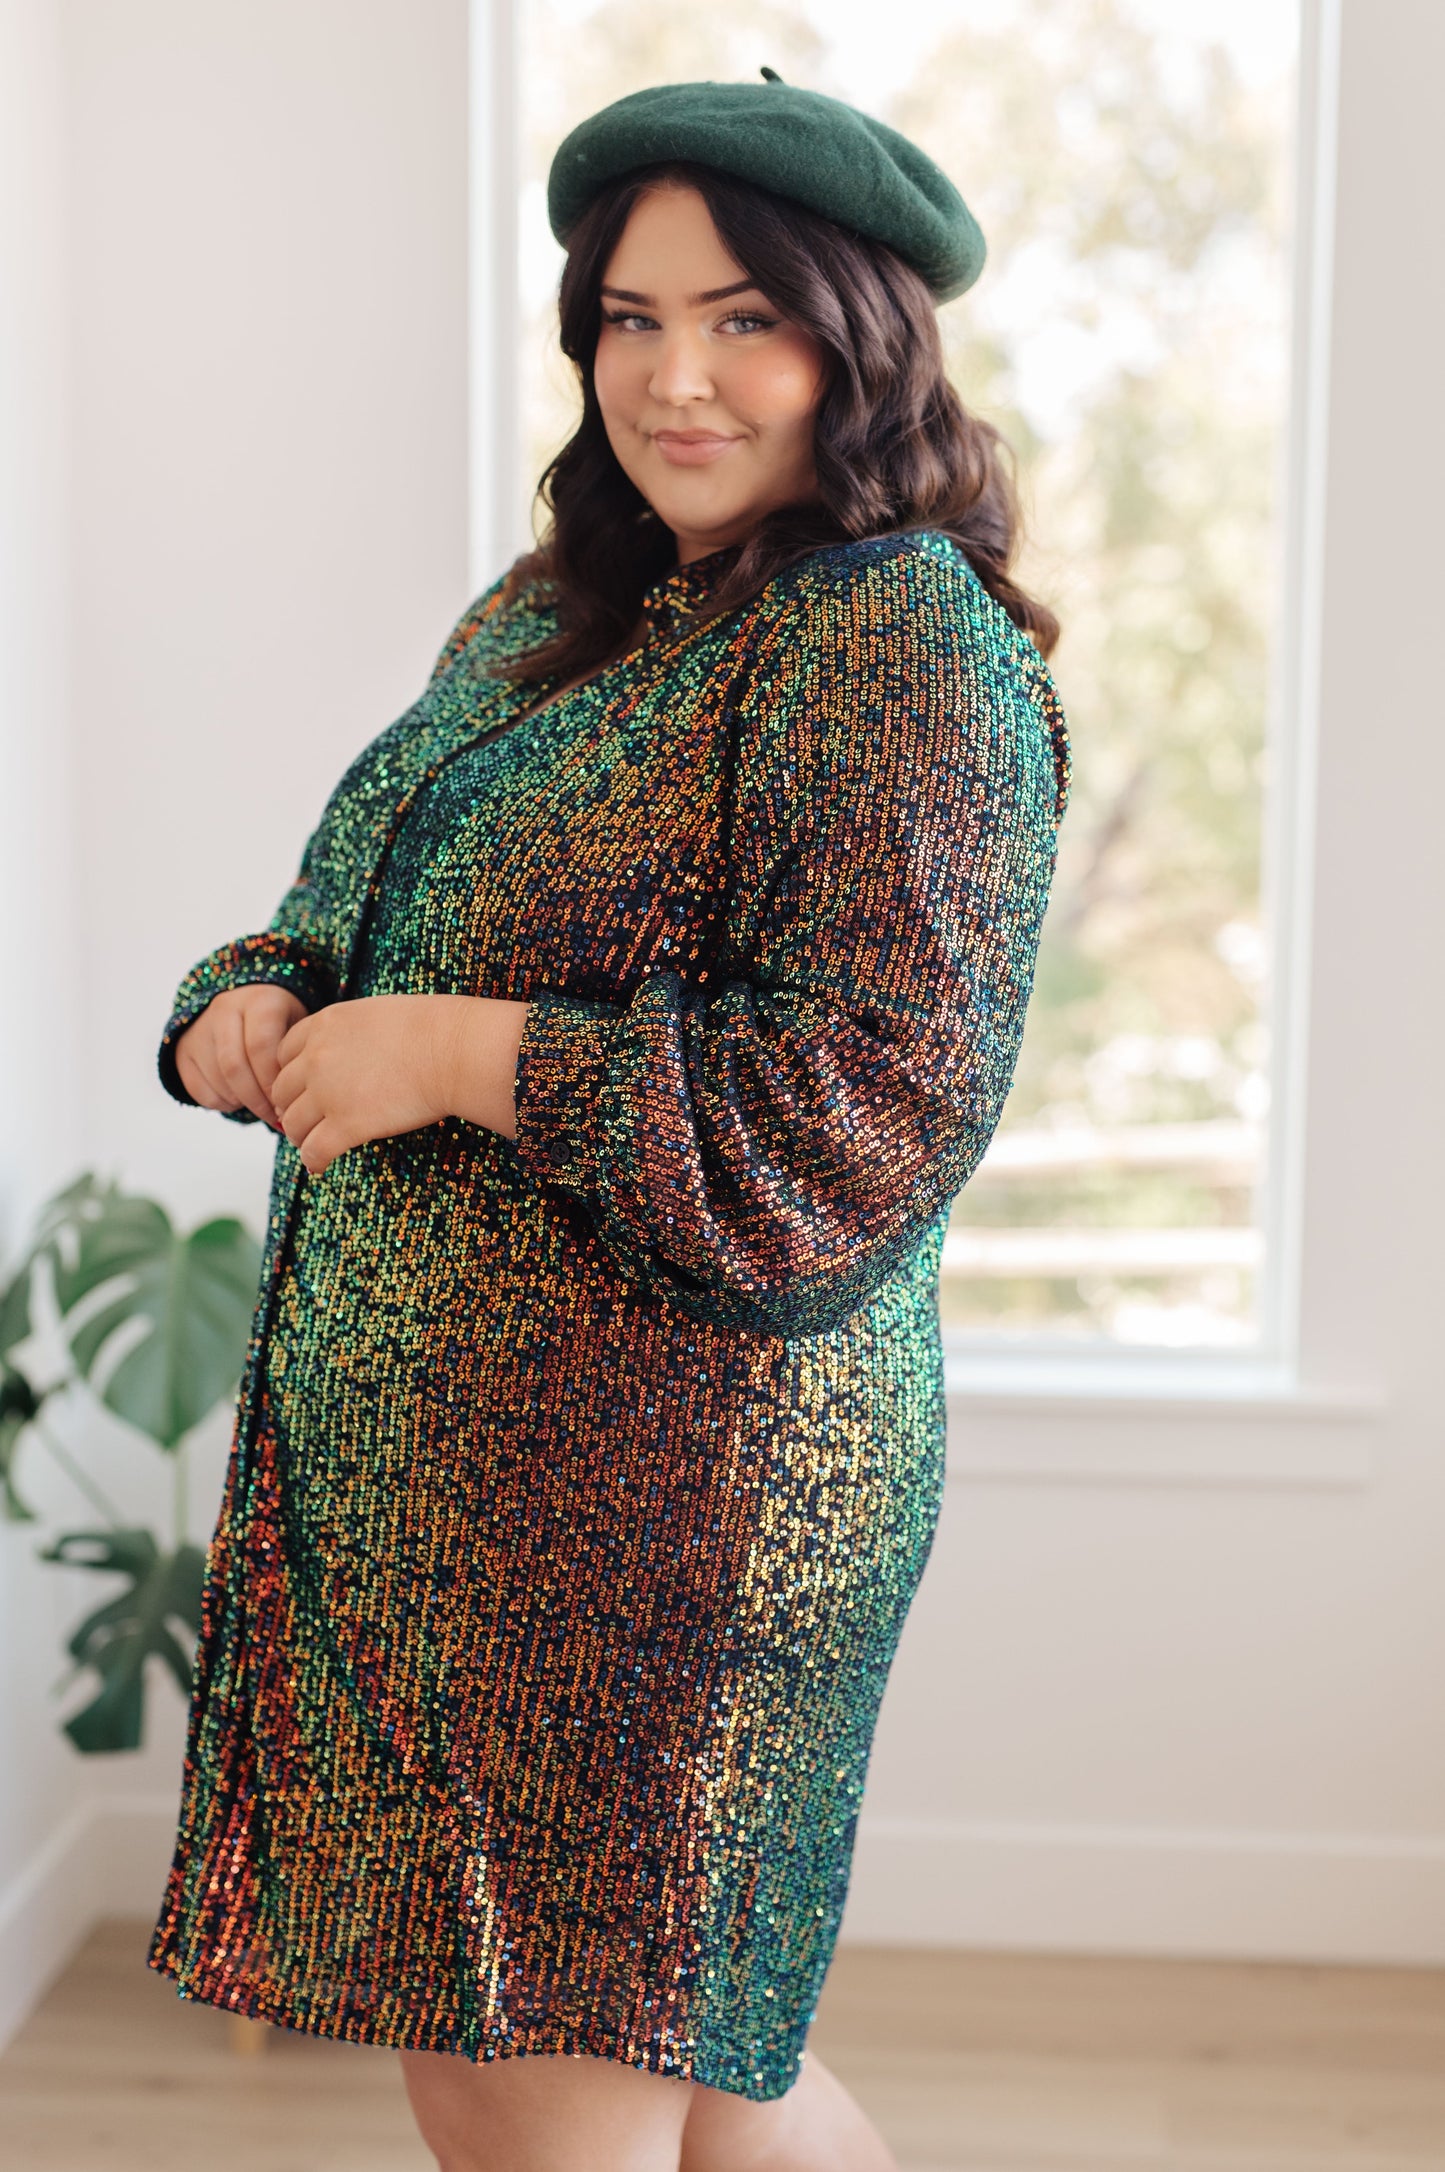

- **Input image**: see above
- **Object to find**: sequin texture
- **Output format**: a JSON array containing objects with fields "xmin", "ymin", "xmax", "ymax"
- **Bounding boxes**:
[{"xmin": 147, "ymin": 529, "xmax": 1071, "ymax": 2099}]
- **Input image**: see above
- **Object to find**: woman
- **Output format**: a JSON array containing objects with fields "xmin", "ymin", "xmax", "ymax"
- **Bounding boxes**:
[{"xmin": 149, "ymin": 71, "xmax": 1070, "ymax": 2172}]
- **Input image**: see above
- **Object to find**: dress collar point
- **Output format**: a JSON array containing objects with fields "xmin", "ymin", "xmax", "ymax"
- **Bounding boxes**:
[{"xmin": 641, "ymin": 542, "xmax": 744, "ymax": 617}]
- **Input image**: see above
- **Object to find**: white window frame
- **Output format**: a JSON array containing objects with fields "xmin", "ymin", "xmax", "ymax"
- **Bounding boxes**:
[{"xmin": 467, "ymin": 0, "xmax": 1376, "ymax": 1468}]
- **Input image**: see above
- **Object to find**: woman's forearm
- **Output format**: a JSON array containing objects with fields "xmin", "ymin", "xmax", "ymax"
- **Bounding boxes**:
[{"xmin": 431, "ymin": 995, "xmax": 530, "ymax": 1141}]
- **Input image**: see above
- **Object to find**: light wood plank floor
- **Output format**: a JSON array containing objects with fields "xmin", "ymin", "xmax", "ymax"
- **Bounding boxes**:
[{"xmin": 2, "ymin": 1920, "xmax": 1444, "ymax": 2170}]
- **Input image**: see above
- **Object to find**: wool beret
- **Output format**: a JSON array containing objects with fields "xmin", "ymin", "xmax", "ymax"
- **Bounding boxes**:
[{"xmin": 546, "ymin": 69, "xmax": 986, "ymax": 303}]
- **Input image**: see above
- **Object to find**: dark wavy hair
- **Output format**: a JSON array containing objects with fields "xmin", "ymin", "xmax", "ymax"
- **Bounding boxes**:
[{"xmin": 493, "ymin": 158, "xmax": 1058, "ymax": 681}]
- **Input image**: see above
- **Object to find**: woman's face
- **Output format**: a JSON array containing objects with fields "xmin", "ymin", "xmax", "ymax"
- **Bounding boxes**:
[{"xmin": 591, "ymin": 183, "xmax": 828, "ymax": 565}]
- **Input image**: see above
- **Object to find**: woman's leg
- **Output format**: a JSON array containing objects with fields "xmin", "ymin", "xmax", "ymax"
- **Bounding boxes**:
[
  {"xmin": 400, "ymin": 2038, "xmax": 897, "ymax": 2172},
  {"xmin": 399, "ymin": 2045, "xmax": 692, "ymax": 2172},
  {"xmin": 679, "ymin": 2049, "xmax": 899, "ymax": 2172}
]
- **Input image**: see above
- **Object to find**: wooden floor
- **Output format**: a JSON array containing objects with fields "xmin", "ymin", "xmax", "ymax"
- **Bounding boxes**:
[{"xmin": 2, "ymin": 1921, "xmax": 1444, "ymax": 2170}]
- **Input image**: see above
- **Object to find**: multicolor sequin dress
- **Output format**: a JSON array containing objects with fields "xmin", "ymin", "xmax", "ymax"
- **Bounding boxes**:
[{"xmin": 147, "ymin": 528, "xmax": 1070, "ymax": 2099}]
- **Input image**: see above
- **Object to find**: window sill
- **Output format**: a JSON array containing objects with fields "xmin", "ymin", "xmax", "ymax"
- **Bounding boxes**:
[{"xmin": 942, "ymin": 1345, "xmax": 1384, "ymax": 1489}]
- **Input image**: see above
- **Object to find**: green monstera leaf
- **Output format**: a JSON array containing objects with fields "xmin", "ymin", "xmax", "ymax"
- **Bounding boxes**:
[
  {"xmin": 0, "ymin": 1364, "xmax": 43, "ymax": 1522},
  {"xmin": 21, "ymin": 1173, "xmax": 262, "ymax": 1450},
  {"xmin": 1, "ymin": 1174, "xmax": 260, "ymax": 1753},
  {"xmin": 0, "ymin": 1248, "xmax": 33, "ymax": 1362},
  {"xmin": 42, "ymin": 1527, "xmax": 206, "ymax": 1753},
  {"xmin": 0, "ymin": 1173, "xmax": 80, "ymax": 1519},
  {"xmin": 0, "ymin": 1171, "xmax": 104, "ymax": 1358},
  {"xmin": 0, "ymin": 1171, "xmax": 261, "ymax": 1450}
]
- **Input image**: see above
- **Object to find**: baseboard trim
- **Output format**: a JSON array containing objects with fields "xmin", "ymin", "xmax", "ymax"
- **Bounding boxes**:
[
  {"xmin": 839, "ymin": 1814, "xmax": 1445, "ymax": 1965},
  {"xmin": 0, "ymin": 1794, "xmax": 176, "ymax": 2056}
]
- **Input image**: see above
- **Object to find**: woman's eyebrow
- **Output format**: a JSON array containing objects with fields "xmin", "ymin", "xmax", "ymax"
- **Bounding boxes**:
[{"xmin": 599, "ymin": 279, "xmax": 762, "ymax": 307}]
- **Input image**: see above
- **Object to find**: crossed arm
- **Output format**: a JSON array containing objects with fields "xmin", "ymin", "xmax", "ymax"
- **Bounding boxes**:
[{"xmin": 175, "ymin": 986, "xmax": 530, "ymax": 1174}]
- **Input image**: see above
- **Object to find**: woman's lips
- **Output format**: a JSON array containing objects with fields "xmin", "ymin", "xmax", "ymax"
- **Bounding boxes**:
[{"xmin": 651, "ymin": 430, "xmax": 743, "ymax": 466}]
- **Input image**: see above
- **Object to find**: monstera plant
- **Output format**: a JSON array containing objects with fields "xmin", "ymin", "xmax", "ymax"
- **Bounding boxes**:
[{"xmin": 0, "ymin": 1173, "xmax": 261, "ymax": 1752}]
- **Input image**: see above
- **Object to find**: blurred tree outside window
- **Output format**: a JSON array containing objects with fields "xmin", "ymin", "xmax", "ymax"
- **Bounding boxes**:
[{"xmin": 514, "ymin": 0, "xmax": 1301, "ymax": 1351}]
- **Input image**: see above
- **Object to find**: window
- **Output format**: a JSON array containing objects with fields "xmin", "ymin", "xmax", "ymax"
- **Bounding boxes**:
[{"xmin": 485, "ymin": 0, "xmax": 1314, "ymax": 1359}]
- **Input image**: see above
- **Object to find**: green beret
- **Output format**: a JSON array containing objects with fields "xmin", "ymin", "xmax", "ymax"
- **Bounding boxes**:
[{"xmin": 547, "ymin": 69, "xmax": 985, "ymax": 303}]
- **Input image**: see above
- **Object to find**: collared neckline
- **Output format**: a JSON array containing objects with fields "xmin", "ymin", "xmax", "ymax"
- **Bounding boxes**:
[{"xmin": 639, "ymin": 542, "xmax": 744, "ymax": 634}]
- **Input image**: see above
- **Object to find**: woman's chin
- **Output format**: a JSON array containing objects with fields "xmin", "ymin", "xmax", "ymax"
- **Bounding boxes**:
[{"xmin": 644, "ymin": 486, "xmax": 768, "ymax": 551}]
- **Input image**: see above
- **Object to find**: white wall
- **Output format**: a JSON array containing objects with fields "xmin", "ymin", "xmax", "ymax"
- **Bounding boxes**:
[
  {"xmin": 67, "ymin": 0, "xmax": 471, "ymax": 1221},
  {"xmin": 0, "ymin": 0, "xmax": 469, "ymax": 2047},
  {"xmin": 0, "ymin": 0, "xmax": 90, "ymax": 2059},
  {"xmin": 1, "ymin": 0, "xmax": 1441, "ymax": 2064}
]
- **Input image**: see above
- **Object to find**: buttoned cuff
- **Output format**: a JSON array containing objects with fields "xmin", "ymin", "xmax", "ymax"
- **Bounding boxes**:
[
  {"xmin": 512, "ymin": 989, "xmax": 621, "ymax": 1198},
  {"xmin": 157, "ymin": 932, "xmax": 339, "ymax": 1118}
]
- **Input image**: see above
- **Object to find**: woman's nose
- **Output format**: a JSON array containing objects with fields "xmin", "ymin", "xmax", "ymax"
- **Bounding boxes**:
[{"xmin": 647, "ymin": 329, "xmax": 715, "ymax": 407}]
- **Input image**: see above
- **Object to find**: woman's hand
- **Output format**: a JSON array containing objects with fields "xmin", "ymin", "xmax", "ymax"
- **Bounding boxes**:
[
  {"xmin": 175, "ymin": 985, "xmax": 307, "ymax": 1128},
  {"xmin": 271, "ymin": 993, "xmax": 530, "ymax": 1176}
]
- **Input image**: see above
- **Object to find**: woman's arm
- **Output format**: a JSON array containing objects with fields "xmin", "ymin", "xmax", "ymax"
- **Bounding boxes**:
[
  {"xmin": 159, "ymin": 843, "xmax": 344, "ymax": 1125},
  {"xmin": 507, "ymin": 542, "xmax": 1071, "ymax": 1338},
  {"xmin": 159, "ymin": 567, "xmax": 527, "ymax": 1126},
  {"xmin": 267, "ymin": 993, "xmax": 529, "ymax": 1174},
  {"xmin": 174, "ymin": 984, "xmax": 307, "ymax": 1128}
]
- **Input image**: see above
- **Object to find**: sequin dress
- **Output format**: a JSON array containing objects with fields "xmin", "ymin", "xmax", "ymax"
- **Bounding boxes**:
[{"xmin": 147, "ymin": 528, "xmax": 1071, "ymax": 2099}]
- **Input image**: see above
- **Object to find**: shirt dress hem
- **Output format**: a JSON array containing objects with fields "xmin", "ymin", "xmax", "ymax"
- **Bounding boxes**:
[{"xmin": 145, "ymin": 1933, "xmax": 809, "ymax": 2101}]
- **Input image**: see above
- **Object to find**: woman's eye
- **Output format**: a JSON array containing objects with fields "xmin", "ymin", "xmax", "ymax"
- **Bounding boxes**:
[{"xmin": 600, "ymin": 308, "xmax": 778, "ymax": 335}]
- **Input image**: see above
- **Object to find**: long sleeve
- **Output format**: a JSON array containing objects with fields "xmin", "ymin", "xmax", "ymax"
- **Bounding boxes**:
[
  {"xmin": 156, "ymin": 571, "xmax": 527, "ymax": 1123},
  {"xmin": 511, "ymin": 542, "xmax": 1071, "ymax": 1338},
  {"xmin": 156, "ymin": 831, "xmax": 346, "ymax": 1122}
]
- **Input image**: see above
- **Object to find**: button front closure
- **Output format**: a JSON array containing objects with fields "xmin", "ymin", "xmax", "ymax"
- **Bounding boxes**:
[{"xmin": 547, "ymin": 1139, "xmax": 572, "ymax": 1168}]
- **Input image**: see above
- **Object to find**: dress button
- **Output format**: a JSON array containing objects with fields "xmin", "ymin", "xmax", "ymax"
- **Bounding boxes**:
[{"xmin": 547, "ymin": 1138, "xmax": 572, "ymax": 1167}]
